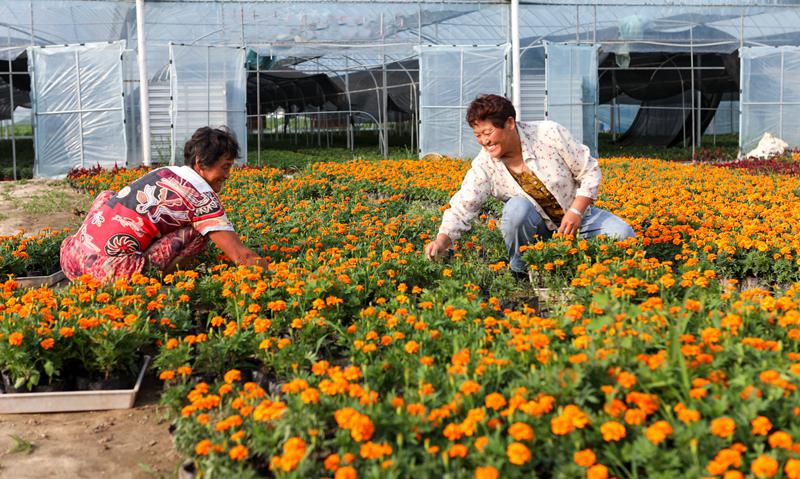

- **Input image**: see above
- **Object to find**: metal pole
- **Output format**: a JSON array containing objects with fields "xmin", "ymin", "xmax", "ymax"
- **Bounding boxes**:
[
  {"xmin": 511, "ymin": 0, "xmax": 521, "ymax": 119},
  {"xmin": 610, "ymin": 70, "xmax": 616, "ymax": 141},
  {"xmin": 690, "ymin": 27, "xmax": 695, "ymax": 157},
  {"xmin": 256, "ymin": 54, "xmax": 261, "ymax": 165},
  {"xmin": 697, "ymin": 55, "xmax": 702, "ymax": 148},
  {"xmin": 75, "ymin": 50, "xmax": 85, "ymax": 167},
  {"xmin": 135, "ymin": 0, "xmax": 152, "ymax": 166},
  {"xmin": 779, "ymin": 50, "xmax": 784, "ymax": 139}
]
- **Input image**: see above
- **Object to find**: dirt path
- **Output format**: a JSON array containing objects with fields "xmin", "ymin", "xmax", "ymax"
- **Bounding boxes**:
[
  {"xmin": 0, "ymin": 180, "xmax": 183, "ymax": 478},
  {"xmin": 0, "ymin": 377, "xmax": 182, "ymax": 479},
  {"xmin": 0, "ymin": 179, "xmax": 91, "ymax": 237}
]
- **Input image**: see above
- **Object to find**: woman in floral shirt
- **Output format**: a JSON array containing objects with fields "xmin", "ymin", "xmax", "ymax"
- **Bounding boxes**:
[
  {"xmin": 424, "ymin": 94, "xmax": 635, "ymax": 274},
  {"xmin": 61, "ymin": 127, "xmax": 268, "ymax": 283}
]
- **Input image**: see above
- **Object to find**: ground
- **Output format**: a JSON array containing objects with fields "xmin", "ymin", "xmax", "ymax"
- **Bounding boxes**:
[{"xmin": 0, "ymin": 180, "xmax": 182, "ymax": 479}]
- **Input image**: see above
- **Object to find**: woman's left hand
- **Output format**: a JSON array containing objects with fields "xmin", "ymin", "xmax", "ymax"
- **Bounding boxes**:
[{"xmin": 557, "ymin": 210, "xmax": 582, "ymax": 236}]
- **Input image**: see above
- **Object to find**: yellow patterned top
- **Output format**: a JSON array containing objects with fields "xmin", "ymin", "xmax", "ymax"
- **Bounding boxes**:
[{"xmin": 508, "ymin": 168, "xmax": 565, "ymax": 223}]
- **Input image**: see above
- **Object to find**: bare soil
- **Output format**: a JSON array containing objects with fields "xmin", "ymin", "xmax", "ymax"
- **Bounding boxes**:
[
  {"xmin": 0, "ymin": 180, "xmax": 182, "ymax": 478},
  {"xmin": 0, "ymin": 179, "xmax": 91, "ymax": 237}
]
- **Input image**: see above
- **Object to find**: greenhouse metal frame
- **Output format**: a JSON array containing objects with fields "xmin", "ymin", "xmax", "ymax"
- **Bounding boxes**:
[{"xmin": 3, "ymin": 0, "xmax": 800, "ymax": 177}]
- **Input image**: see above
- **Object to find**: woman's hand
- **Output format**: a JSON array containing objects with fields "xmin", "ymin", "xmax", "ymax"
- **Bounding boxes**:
[
  {"xmin": 208, "ymin": 230, "xmax": 269, "ymax": 268},
  {"xmin": 424, "ymin": 234, "xmax": 453, "ymax": 260},
  {"xmin": 557, "ymin": 210, "xmax": 582, "ymax": 236}
]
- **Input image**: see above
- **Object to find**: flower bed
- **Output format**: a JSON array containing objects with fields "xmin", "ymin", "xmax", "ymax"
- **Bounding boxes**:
[{"xmin": 5, "ymin": 156, "xmax": 800, "ymax": 478}]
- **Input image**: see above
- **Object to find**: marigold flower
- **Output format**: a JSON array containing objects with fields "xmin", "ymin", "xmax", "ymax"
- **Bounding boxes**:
[
  {"xmin": 39, "ymin": 338, "xmax": 55, "ymax": 350},
  {"xmin": 645, "ymin": 421, "xmax": 673, "ymax": 445},
  {"xmin": 750, "ymin": 455, "xmax": 779, "ymax": 478},
  {"xmin": 768, "ymin": 431, "xmax": 792, "ymax": 449},
  {"xmin": 752, "ymin": 416, "xmax": 773, "ymax": 436},
  {"xmin": 587, "ymin": 464, "xmax": 609, "ymax": 479},
  {"xmin": 785, "ymin": 458, "xmax": 800, "ymax": 479},
  {"xmin": 194, "ymin": 439, "xmax": 213, "ymax": 456},
  {"xmin": 335, "ymin": 466, "xmax": 357, "ymax": 479},
  {"xmin": 8, "ymin": 332, "xmax": 23, "ymax": 346},
  {"xmin": 711, "ymin": 417, "xmax": 736, "ymax": 438},
  {"xmin": 507, "ymin": 442, "xmax": 531, "ymax": 465},
  {"xmin": 508, "ymin": 422, "xmax": 534, "ymax": 441},
  {"xmin": 229, "ymin": 444, "xmax": 249, "ymax": 461},
  {"xmin": 574, "ymin": 449, "xmax": 597, "ymax": 467},
  {"xmin": 600, "ymin": 421, "xmax": 626, "ymax": 442}
]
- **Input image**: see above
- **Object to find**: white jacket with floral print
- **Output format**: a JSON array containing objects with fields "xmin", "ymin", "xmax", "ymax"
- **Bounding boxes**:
[{"xmin": 438, "ymin": 120, "xmax": 602, "ymax": 241}]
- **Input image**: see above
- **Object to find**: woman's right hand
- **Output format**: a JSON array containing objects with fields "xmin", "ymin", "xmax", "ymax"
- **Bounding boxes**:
[{"xmin": 424, "ymin": 234, "xmax": 453, "ymax": 260}]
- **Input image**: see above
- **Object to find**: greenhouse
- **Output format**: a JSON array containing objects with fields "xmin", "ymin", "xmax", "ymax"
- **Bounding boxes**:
[{"xmin": 2, "ymin": 0, "xmax": 800, "ymax": 177}]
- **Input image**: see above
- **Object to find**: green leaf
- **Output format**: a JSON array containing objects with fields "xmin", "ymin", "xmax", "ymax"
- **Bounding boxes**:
[{"xmin": 43, "ymin": 360, "xmax": 56, "ymax": 378}]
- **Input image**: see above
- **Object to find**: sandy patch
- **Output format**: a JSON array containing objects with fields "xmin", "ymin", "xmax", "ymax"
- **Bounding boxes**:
[{"xmin": 0, "ymin": 179, "xmax": 91, "ymax": 237}]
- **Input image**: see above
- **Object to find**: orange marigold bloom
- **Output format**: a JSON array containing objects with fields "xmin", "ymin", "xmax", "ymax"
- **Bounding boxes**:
[
  {"xmin": 59, "ymin": 327, "xmax": 74, "ymax": 337},
  {"xmin": 195, "ymin": 439, "xmax": 213, "ymax": 456},
  {"xmin": 324, "ymin": 453, "xmax": 340, "ymax": 471},
  {"xmin": 335, "ymin": 466, "xmax": 357, "ymax": 479},
  {"xmin": 485, "ymin": 392, "xmax": 507, "ymax": 410},
  {"xmin": 229, "ymin": 444, "xmax": 249, "ymax": 461},
  {"xmin": 460, "ymin": 380, "xmax": 482, "ymax": 396},
  {"xmin": 224, "ymin": 369, "xmax": 241, "ymax": 384},
  {"xmin": 475, "ymin": 466, "xmax": 499, "ymax": 479},
  {"xmin": 40, "ymin": 338, "xmax": 55, "ymax": 350},
  {"xmin": 750, "ymin": 455, "xmax": 778, "ymax": 478},
  {"xmin": 600, "ymin": 421, "xmax": 626, "ymax": 442},
  {"xmin": 645, "ymin": 421, "xmax": 673, "ymax": 445},
  {"xmin": 8, "ymin": 332, "xmax": 23, "ymax": 346},
  {"xmin": 474, "ymin": 436, "xmax": 489, "ymax": 452},
  {"xmin": 785, "ymin": 458, "xmax": 800, "ymax": 479},
  {"xmin": 616, "ymin": 371, "xmax": 637, "ymax": 389},
  {"xmin": 752, "ymin": 416, "xmax": 773, "ymax": 436},
  {"xmin": 768, "ymin": 431, "xmax": 793, "ymax": 449},
  {"xmin": 508, "ymin": 422, "xmax": 534, "ymax": 441},
  {"xmin": 587, "ymin": 464, "xmax": 609, "ymax": 479},
  {"xmin": 448, "ymin": 444, "xmax": 468, "ymax": 458},
  {"xmin": 711, "ymin": 417, "xmax": 736, "ymax": 438},
  {"xmin": 507, "ymin": 442, "xmax": 531, "ymax": 465},
  {"xmin": 574, "ymin": 449, "xmax": 597, "ymax": 467}
]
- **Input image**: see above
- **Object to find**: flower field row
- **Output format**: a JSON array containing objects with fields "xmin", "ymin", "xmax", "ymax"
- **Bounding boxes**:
[{"xmin": 2, "ymin": 156, "xmax": 800, "ymax": 478}]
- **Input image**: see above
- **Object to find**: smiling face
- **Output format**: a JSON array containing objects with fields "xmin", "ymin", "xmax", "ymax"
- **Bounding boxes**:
[
  {"xmin": 472, "ymin": 117, "xmax": 518, "ymax": 159},
  {"xmin": 194, "ymin": 154, "xmax": 234, "ymax": 193}
]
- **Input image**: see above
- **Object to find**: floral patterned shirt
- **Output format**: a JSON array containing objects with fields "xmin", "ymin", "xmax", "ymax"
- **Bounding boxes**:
[
  {"xmin": 83, "ymin": 166, "xmax": 234, "ymax": 257},
  {"xmin": 438, "ymin": 120, "xmax": 602, "ymax": 240}
]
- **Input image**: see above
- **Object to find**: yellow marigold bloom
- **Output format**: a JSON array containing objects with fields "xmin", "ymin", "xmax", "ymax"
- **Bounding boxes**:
[
  {"xmin": 507, "ymin": 442, "xmax": 531, "ymax": 465},
  {"xmin": 752, "ymin": 416, "xmax": 773, "ymax": 436},
  {"xmin": 645, "ymin": 421, "xmax": 673, "ymax": 445},
  {"xmin": 574, "ymin": 449, "xmax": 597, "ymax": 467},
  {"xmin": 751, "ymin": 455, "xmax": 779, "ymax": 478},
  {"xmin": 711, "ymin": 417, "xmax": 736, "ymax": 438},
  {"xmin": 587, "ymin": 464, "xmax": 609, "ymax": 479},
  {"xmin": 508, "ymin": 422, "xmax": 534, "ymax": 441},
  {"xmin": 600, "ymin": 421, "xmax": 626, "ymax": 442},
  {"xmin": 475, "ymin": 466, "xmax": 499, "ymax": 479}
]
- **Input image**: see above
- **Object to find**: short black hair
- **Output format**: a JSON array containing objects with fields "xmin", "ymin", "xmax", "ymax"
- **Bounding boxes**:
[
  {"xmin": 183, "ymin": 126, "xmax": 240, "ymax": 168},
  {"xmin": 466, "ymin": 94, "xmax": 516, "ymax": 128}
]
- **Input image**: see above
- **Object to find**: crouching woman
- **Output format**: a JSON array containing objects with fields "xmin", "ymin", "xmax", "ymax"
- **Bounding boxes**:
[{"xmin": 61, "ymin": 126, "xmax": 267, "ymax": 283}]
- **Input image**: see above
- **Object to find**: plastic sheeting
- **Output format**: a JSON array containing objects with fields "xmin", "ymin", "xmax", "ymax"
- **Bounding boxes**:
[
  {"xmin": 417, "ymin": 44, "xmax": 509, "ymax": 159},
  {"xmin": 29, "ymin": 41, "xmax": 127, "ymax": 178},
  {"xmin": 740, "ymin": 46, "xmax": 800, "ymax": 154},
  {"xmin": 545, "ymin": 43, "xmax": 598, "ymax": 156},
  {"xmin": 169, "ymin": 44, "xmax": 247, "ymax": 165}
]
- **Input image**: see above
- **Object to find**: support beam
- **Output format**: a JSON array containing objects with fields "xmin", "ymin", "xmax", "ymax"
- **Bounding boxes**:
[
  {"xmin": 511, "ymin": 0, "xmax": 521, "ymax": 119},
  {"xmin": 136, "ymin": 0, "xmax": 152, "ymax": 166}
]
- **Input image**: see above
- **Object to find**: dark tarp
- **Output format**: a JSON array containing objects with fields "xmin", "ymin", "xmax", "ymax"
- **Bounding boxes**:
[{"xmin": 0, "ymin": 53, "xmax": 31, "ymax": 121}]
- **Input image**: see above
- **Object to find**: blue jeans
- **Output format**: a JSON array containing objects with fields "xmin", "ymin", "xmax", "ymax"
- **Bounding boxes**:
[{"xmin": 500, "ymin": 196, "xmax": 636, "ymax": 273}]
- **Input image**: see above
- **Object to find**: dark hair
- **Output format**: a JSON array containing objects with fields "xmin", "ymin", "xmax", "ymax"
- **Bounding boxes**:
[
  {"xmin": 466, "ymin": 94, "xmax": 516, "ymax": 128},
  {"xmin": 183, "ymin": 126, "xmax": 240, "ymax": 168}
]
